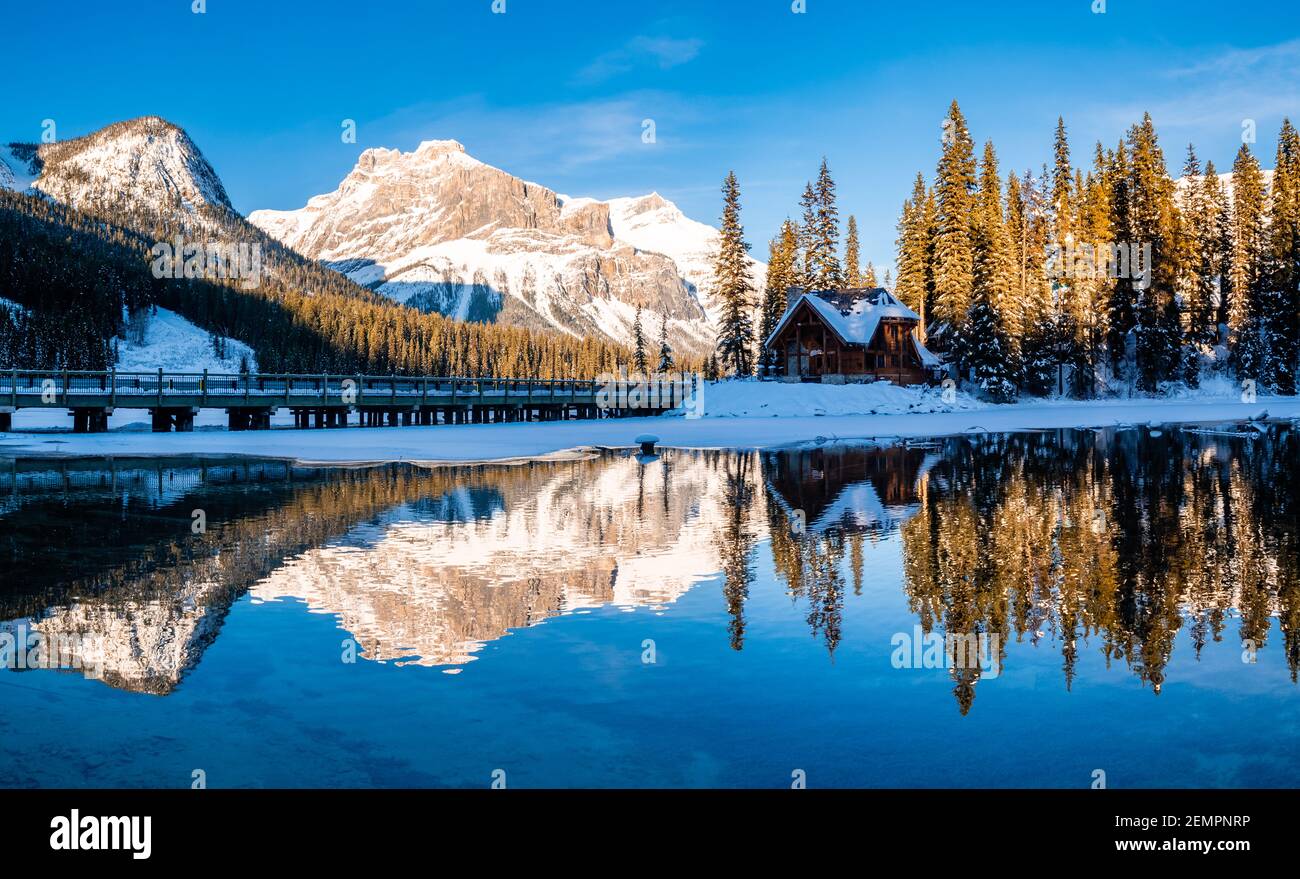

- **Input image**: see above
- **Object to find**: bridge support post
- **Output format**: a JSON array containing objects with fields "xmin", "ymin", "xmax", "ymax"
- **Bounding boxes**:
[{"xmin": 69, "ymin": 408, "xmax": 110, "ymax": 433}]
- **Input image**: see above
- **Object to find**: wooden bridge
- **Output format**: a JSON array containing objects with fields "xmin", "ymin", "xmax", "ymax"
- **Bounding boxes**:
[{"xmin": 0, "ymin": 370, "xmax": 697, "ymax": 432}]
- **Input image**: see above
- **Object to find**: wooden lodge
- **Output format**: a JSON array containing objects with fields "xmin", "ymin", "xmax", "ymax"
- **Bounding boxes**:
[{"xmin": 761, "ymin": 287, "xmax": 942, "ymax": 386}]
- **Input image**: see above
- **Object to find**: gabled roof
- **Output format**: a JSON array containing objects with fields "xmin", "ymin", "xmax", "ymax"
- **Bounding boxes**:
[{"xmin": 763, "ymin": 287, "xmax": 922, "ymax": 350}]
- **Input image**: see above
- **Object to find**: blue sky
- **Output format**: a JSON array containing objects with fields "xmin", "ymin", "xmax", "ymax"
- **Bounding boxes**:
[{"xmin": 5, "ymin": 0, "xmax": 1299, "ymax": 273}]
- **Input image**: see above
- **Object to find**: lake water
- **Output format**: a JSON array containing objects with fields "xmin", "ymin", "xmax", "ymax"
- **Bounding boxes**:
[{"xmin": 1, "ymin": 426, "xmax": 1298, "ymax": 788}]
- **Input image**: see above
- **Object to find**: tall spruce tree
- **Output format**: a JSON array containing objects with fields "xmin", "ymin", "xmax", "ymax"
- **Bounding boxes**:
[
  {"xmin": 1126, "ymin": 115, "xmax": 1181, "ymax": 391},
  {"xmin": 933, "ymin": 100, "xmax": 977, "ymax": 372},
  {"xmin": 844, "ymin": 215, "xmax": 862, "ymax": 286},
  {"xmin": 895, "ymin": 172, "xmax": 935, "ymax": 343},
  {"xmin": 657, "ymin": 311, "xmax": 674, "ymax": 373},
  {"xmin": 968, "ymin": 140, "xmax": 1018, "ymax": 399},
  {"xmin": 759, "ymin": 219, "xmax": 799, "ymax": 370},
  {"xmin": 1267, "ymin": 119, "xmax": 1300, "ymax": 394},
  {"xmin": 1105, "ymin": 138, "xmax": 1136, "ymax": 381},
  {"xmin": 798, "ymin": 181, "xmax": 818, "ymax": 290},
  {"xmin": 713, "ymin": 171, "xmax": 756, "ymax": 377},
  {"xmin": 1229, "ymin": 143, "xmax": 1269, "ymax": 383},
  {"xmin": 632, "ymin": 304, "xmax": 647, "ymax": 374},
  {"xmin": 1179, "ymin": 144, "xmax": 1217, "ymax": 385},
  {"xmin": 806, "ymin": 158, "xmax": 844, "ymax": 290}
]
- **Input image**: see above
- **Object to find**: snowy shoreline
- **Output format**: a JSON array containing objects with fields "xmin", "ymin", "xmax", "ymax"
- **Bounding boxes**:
[{"xmin": 2, "ymin": 395, "xmax": 1296, "ymax": 466}]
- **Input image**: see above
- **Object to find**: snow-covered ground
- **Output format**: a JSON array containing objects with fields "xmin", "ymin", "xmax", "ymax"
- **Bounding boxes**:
[
  {"xmin": 113, "ymin": 307, "xmax": 255, "ymax": 374},
  {"xmin": 2, "ymin": 385, "xmax": 1295, "ymax": 464},
  {"xmin": 683, "ymin": 378, "xmax": 983, "ymax": 418}
]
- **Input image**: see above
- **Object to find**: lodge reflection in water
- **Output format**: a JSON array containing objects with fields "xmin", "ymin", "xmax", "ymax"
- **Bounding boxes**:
[{"xmin": 1, "ymin": 424, "xmax": 1297, "ymax": 712}]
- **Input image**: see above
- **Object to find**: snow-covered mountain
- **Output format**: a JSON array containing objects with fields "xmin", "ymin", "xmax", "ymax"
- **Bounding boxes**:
[
  {"xmin": 250, "ymin": 141, "xmax": 765, "ymax": 357},
  {"xmin": 5, "ymin": 116, "xmax": 233, "ymax": 222},
  {"xmin": 1174, "ymin": 168, "xmax": 1274, "ymax": 206}
]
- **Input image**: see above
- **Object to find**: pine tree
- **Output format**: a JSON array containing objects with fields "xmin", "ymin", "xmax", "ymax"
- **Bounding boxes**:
[
  {"xmin": 1105, "ymin": 139, "xmax": 1135, "ymax": 381},
  {"xmin": 657, "ymin": 311, "xmax": 674, "ymax": 372},
  {"xmin": 844, "ymin": 214, "xmax": 862, "ymax": 286},
  {"xmin": 632, "ymin": 304, "xmax": 647, "ymax": 374},
  {"xmin": 1179, "ymin": 144, "xmax": 1217, "ymax": 385},
  {"xmin": 759, "ymin": 219, "xmax": 799, "ymax": 368},
  {"xmin": 1267, "ymin": 118, "xmax": 1300, "ymax": 394},
  {"xmin": 968, "ymin": 140, "xmax": 1018, "ymax": 399},
  {"xmin": 933, "ymin": 100, "xmax": 977, "ymax": 371},
  {"xmin": 883, "ymin": 268, "xmax": 893, "ymax": 290},
  {"xmin": 1020, "ymin": 168, "xmax": 1058, "ymax": 395},
  {"xmin": 1229, "ymin": 143, "xmax": 1269, "ymax": 383},
  {"xmin": 863, "ymin": 260, "xmax": 878, "ymax": 287},
  {"xmin": 1126, "ymin": 115, "xmax": 1180, "ymax": 391},
  {"xmin": 712, "ymin": 171, "xmax": 756, "ymax": 377},
  {"xmin": 805, "ymin": 158, "xmax": 843, "ymax": 290},
  {"xmin": 895, "ymin": 172, "xmax": 935, "ymax": 343},
  {"xmin": 1051, "ymin": 117, "xmax": 1073, "ymax": 241},
  {"xmin": 797, "ymin": 181, "xmax": 818, "ymax": 290}
]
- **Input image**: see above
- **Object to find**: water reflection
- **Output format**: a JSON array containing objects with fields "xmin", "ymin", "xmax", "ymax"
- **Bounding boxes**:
[{"xmin": 1, "ymin": 425, "xmax": 1297, "ymax": 716}]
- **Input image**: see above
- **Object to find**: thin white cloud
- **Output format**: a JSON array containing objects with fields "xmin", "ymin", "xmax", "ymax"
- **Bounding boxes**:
[{"xmin": 575, "ymin": 35, "xmax": 704, "ymax": 84}]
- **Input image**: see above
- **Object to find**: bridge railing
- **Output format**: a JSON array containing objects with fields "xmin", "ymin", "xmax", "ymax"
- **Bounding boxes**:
[{"xmin": 0, "ymin": 370, "xmax": 609, "ymax": 404}]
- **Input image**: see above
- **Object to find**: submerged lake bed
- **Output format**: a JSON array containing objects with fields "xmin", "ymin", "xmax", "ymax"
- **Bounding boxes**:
[{"xmin": 1, "ymin": 425, "xmax": 1298, "ymax": 788}]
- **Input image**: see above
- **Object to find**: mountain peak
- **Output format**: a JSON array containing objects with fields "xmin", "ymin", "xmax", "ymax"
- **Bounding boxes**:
[
  {"xmin": 25, "ymin": 116, "xmax": 233, "ymax": 214},
  {"xmin": 415, "ymin": 138, "xmax": 466, "ymax": 156}
]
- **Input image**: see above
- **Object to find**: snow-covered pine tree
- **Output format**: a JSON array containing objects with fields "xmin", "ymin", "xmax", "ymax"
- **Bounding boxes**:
[
  {"xmin": 844, "ymin": 215, "xmax": 862, "ymax": 286},
  {"xmin": 1178, "ymin": 144, "xmax": 1216, "ymax": 386},
  {"xmin": 1051, "ymin": 117, "xmax": 1074, "ymax": 240},
  {"xmin": 1203, "ymin": 160, "xmax": 1234, "ymax": 334},
  {"xmin": 968, "ymin": 140, "xmax": 1018, "ymax": 400},
  {"xmin": 1019, "ymin": 167, "xmax": 1058, "ymax": 395},
  {"xmin": 712, "ymin": 171, "xmax": 756, "ymax": 377},
  {"xmin": 657, "ymin": 311, "xmax": 674, "ymax": 373},
  {"xmin": 1229, "ymin": 143, "xmax": 1269, "ymax": 383},
  {"xmin": 808, "ymin": 158, "xmax": 843, "ymax": 290},
  {"xmin": 1267, "ymin": 118, "xmax": 1300, "ymax": 394},
  {"xmin": 632, "ymin": 304, "xmax": 647, "ymax": 374},
  {"xmin": 798, "ymin": 181, "xmax": 818, "ymax": 290},
  {"xmin": 759, "ymin": 220, "xmax": 799, "ymax": 368},
  {"xmin": 864, "ymin": 260, "xmax": 878, "ymax": 287},
  {"xmin": 933, "ymin": 100, "xmax": 977, "ymax": 372},
  {"xmin": 883, "ymin": 268, "xmax": 893, "ymax": 290}
]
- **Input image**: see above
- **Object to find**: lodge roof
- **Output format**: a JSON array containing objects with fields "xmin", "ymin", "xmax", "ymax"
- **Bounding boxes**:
[{"xmin": 763, "ymin": 287, "xmax": 924, "ymax": 351}]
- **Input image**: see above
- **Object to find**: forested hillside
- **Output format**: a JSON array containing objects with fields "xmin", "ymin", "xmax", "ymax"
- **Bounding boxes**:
[{"xmin": 0, "ymin": 187, "xmax": 635, "ymax": 377}]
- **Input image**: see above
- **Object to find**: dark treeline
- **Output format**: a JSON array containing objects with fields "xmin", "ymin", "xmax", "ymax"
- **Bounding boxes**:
[{"xmin": 0, "ymin": 185, "xmax": 633, "ymax": 378}]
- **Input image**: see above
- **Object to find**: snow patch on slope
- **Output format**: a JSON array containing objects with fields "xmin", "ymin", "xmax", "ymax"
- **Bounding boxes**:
[{"xmin": 115, "ymin": 307, "xmax": 256, "ymax": 374}]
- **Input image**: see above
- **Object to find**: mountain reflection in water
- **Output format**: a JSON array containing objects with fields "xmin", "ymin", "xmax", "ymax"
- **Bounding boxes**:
[{"xmin": 1, "ymin": 425, "xmax": 1297, "ymax": 722}]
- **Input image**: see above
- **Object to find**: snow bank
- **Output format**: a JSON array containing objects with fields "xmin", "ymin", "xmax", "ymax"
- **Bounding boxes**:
[
  {"xmin": 685, "ymin": 379, "xmax": 984, "ymax": 418},
  {"xmin": 6, "ymin": 397, "xmax": 1298, "ymax": 465},
  {"xmin": 115, "ymin": 307, "xmax": 256, "ymax": 374}
]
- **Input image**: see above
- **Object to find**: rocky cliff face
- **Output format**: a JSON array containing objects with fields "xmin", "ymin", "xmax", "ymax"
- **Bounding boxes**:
[{"xmin": 250, "ymin": 141, "xmax": 764, "ymax": 358}]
